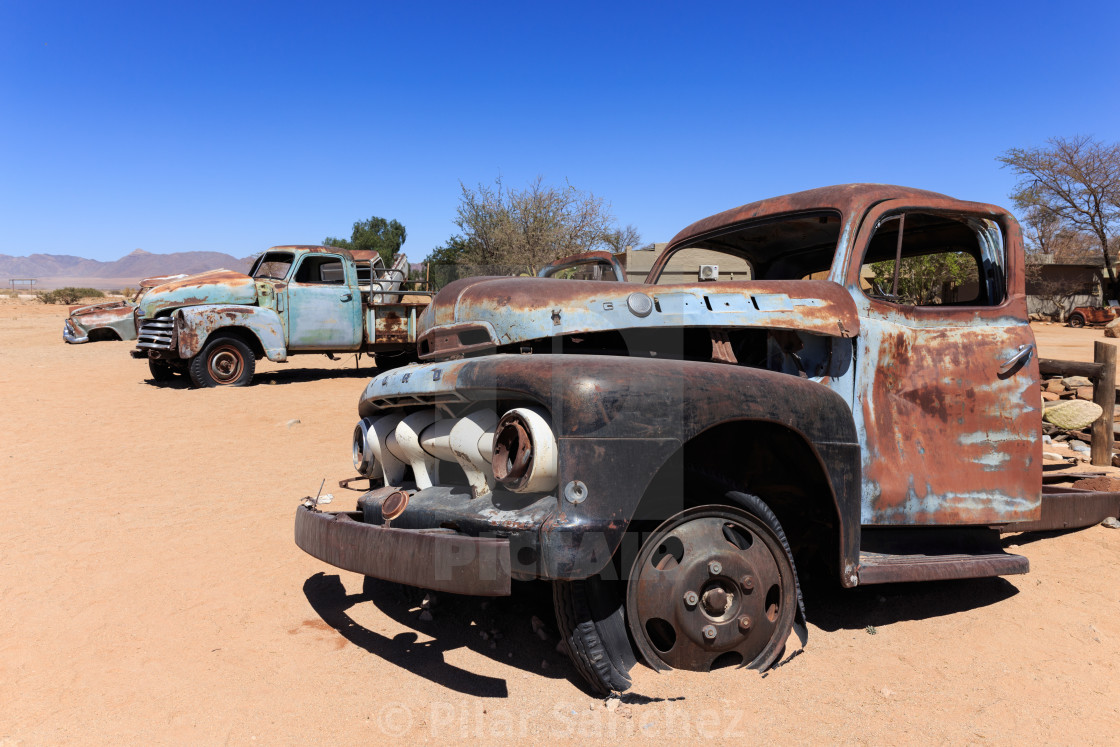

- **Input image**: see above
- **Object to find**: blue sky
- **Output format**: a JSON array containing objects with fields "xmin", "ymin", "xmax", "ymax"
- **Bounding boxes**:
[{"xmin": 2, "ymin": 1, "xmax": 1118, "ymax": 262}]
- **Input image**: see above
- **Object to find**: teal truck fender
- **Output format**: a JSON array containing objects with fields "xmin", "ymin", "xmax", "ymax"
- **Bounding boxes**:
[{"xmin": 175, "ymin": 305, "xmax": 288, "ymax": 362}]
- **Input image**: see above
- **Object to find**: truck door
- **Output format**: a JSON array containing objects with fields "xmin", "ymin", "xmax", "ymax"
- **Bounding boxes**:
[
  {"xmin": 286, "ymin": 253, "xmax": 362, "ymax": 350},
  {"xmin": 844, "ymin": 199, "xmax": 1041, "ymax": 526}
]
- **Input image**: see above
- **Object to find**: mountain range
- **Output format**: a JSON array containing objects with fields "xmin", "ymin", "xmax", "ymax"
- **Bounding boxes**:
[{"xmin": 0, "ymin": 249, "xmax": 254, "ymax": 289}]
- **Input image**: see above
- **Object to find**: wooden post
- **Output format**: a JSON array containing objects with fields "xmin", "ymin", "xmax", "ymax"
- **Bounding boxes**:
[{"xmin": 1091, "ymin": 341, "xmax": 1116, "ymax": 466}]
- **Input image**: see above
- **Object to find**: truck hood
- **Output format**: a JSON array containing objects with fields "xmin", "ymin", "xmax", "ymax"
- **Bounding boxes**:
[
  {"xmin": 417, "ymin": 276, "xmax": 859, "ymax": 359},
  {"xmin": 137, "ymin": 269, "xmax": 258, "ymax": 318}
]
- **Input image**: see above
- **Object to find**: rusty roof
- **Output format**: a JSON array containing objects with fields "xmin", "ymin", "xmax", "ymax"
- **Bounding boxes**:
[{"xmin": 667, "ymin": 183, "xmax": 953, "ymax": 248}]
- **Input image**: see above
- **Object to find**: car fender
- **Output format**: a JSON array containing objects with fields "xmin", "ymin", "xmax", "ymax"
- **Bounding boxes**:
[{"xmin": 174, "ymin": 305, "xmax": 288, "ymax": 362}]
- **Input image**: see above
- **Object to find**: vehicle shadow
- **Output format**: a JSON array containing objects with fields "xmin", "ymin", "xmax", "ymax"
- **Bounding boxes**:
[
  {"xmin": 804, "ymin": 575, "xmax": 1020, "ymax": 633},
  {"xmin": 142, "ymin": 364, "xmax": 397, "ymax": 388},
  {"xmin": 302, "ymin": 573, "xmax": 592, "ymax": 697}
]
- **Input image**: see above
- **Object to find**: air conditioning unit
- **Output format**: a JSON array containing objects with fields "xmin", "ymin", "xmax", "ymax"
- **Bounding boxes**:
[{"xmin": 699, "ymin": 264, "xmax": 719, "ymax": 281}]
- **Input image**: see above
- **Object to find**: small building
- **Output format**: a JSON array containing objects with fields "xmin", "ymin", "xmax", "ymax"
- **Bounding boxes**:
[{"xmin": 1026, "ymin": 253, "xmax": 1107, "ymax": 320}]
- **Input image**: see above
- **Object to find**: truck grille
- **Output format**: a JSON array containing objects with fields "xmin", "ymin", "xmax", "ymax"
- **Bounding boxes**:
[{"xmin": 137, "ymin": 317, "xmax": 175, "ymax": 350}]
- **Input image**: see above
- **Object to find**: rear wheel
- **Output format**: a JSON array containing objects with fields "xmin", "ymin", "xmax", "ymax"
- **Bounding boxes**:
[
  {"xmin": 189, "ymin": 336, "xmax": 255, "ymax": 387},
  {"xmin": 1069, "ymin": 313, "xmax": 1086, "ymax": 328}
]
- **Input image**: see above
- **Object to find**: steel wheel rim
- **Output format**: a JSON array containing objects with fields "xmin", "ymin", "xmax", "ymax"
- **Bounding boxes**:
[
  {"xmin": 208, "ymin": 345, "xmax": 244, "ymax": 384},
  {"xmin": 626, "ymin": 505, "xmax": 796, "ymax": 672}
]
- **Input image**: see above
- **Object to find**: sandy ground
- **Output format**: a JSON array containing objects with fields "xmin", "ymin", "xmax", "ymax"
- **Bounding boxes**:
[{"xmin": 1, "ymin": 301, "xmax": 1118, "ymax": 745}]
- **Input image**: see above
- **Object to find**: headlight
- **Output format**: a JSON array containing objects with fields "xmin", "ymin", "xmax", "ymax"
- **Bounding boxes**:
[
  {"xmin": 492, "ymin": 407, "xmax": 558, "ymax": 493},
  {"xmin": 353, "ymin": 418, "xmax": 377, "ymax": 477}
]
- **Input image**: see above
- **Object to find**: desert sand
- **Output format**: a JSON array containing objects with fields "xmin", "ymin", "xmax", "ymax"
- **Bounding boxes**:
[{"xmin": 1, "ymin": 301, "xmax": 1118, "ymax": 744}]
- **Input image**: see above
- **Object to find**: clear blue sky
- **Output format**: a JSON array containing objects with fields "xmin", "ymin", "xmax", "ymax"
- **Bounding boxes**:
[{"xmin": 2, "ymin": 1, "xmax": 1118, "ymax": 262}]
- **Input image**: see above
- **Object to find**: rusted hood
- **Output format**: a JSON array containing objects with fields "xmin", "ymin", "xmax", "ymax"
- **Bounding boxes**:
[
  {"xmin": 419, "ymin": 276, "xmax": 859, "ymax": 352},
  {"xmin": 137, "ymin": 269, "xmax": 258, "ymax": 318},
  {"xmin": 69, "ymin": 299, "xmax": 134, "ymax": 318}
]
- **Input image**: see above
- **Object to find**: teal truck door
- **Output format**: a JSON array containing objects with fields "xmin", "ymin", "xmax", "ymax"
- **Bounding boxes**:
[
  {"xmin": 286, "ymin": 253, "xmax": 362, "ymax": 350},
  {"xmin": 844, "ymin": 200, "xmax": 1041, "ymax": 526}
]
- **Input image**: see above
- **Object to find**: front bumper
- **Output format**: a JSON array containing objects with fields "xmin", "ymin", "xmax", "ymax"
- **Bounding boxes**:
[
  {"xmin": 295, "ymin": 506, "xmax": 513, "ymax": 596},
  {"xmin": 63, "ymin": 319, "xmax": 89, "ymax": 344}
]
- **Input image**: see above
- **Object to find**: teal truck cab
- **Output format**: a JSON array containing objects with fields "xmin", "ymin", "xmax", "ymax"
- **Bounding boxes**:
[{"xmin": 131, "ymin": 245, "xmax": 430, "ymax": 386}]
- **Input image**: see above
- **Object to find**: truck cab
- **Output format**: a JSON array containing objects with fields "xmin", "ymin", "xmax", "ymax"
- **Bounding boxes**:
[{"xmin": 133, "ymin": 245, "xmax": 429, "ymax": 386}]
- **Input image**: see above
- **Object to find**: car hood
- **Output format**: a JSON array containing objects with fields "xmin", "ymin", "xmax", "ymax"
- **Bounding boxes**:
[
  {"xmin": 417, "ymin": 276, "xmax": 859, "ymax": 359},
  {"xmin": 137, "ymin": 269, "xmax": 258, "ymax": 318},
  {"xmin": 69, "ymin": 299, "xmax": 134, "ymax": 318}
]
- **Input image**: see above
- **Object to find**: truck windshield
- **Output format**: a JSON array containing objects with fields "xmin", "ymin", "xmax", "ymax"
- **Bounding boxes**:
[
  {"xmin": 651, "ymin": 211, "xmax": 842, "ymax": 284},
  {"xmin": 251, "ymin": 252, "xmax": 295, "ymax": 280}
]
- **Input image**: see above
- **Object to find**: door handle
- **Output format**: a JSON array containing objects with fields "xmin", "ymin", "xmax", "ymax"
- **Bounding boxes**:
[
  {"xmin": 340, "ymin": 293, "xmax": 352, "ymax": 302},
  {"xmin": 998, "ymin": 344, "xmax": 1034, "ymax": 375}
]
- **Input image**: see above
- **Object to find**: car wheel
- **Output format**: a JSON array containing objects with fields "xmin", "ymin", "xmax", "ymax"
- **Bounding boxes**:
[
  {"xmin": 626, "ymin": 497, "xmax": 801, "ymax": 674},
  {"xmin": 552, "ymin": 576, "xmax": 636, "ymax": 694},
  {"xmin": 188, "ymin": 336, "xmax": 256, "ymax": 387},
  {"xmin": 1069, "ymin": 314, "xmax": 1086, "ymax": 328},
  {"xmin": 148, "ymin": 359, "xmax": 178, "ymax": 381}
]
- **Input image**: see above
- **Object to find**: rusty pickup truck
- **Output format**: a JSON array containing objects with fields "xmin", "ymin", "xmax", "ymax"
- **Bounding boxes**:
[
  {"xmin": 130, "ymin": 246, "xmax": 430, "ymax": 386},
  {"xmin": 296, "ymin": 184, "xmax": 1120, "ymax": 694}
]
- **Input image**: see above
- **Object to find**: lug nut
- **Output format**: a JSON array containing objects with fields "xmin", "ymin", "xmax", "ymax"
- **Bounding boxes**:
[
  {"xmin": 738, "ymin": 615, "xmax": 752, "ymax": 631},
  {"xmin": 708, "ymin": 561, "xmax": 722, "ymax": 576},
  {"xmin": 702, "ymin": 625, "xmax": 717, "ymax": 640},
  {"xmin": 683, "ymin": 591, "xmax": 699, "ymax": 607},
  {"xmin": 740, "ymin": 575, "xmax": 754, "ymax": 591}
]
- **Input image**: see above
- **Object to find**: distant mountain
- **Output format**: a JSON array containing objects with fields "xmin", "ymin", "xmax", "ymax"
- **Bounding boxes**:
[{"xmin": 0, "ymin": 249, "xmax": 255, "ymax": 289}]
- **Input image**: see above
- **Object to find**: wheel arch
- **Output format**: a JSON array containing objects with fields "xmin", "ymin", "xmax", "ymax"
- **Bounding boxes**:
[{"xmin": 629, "ymin": 417, "xmax": 861, "ymax": 588}]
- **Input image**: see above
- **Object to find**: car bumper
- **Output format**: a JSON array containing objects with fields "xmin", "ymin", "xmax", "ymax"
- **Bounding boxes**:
[
  {"xmin": 63, "ymin": 319, "xmax": 89, "ymax": 344},
  {"xmin": 295, "ymin": 506, "xmax": 513, "ymax": 596}
]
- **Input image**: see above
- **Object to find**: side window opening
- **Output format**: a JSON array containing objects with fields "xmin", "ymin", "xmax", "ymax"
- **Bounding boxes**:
[
  {"xmin": 860, "ymin": 212, "xmax": 1006, "ymax": 307},
  {"xmin": 295, "ymin": 256, "xmax": 346, "ymax": 285}
]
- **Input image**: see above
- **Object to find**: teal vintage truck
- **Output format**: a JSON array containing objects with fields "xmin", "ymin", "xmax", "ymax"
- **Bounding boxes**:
[{"xmin": 130, "ymin": 246, "xmax": 430, "ymax": 387}]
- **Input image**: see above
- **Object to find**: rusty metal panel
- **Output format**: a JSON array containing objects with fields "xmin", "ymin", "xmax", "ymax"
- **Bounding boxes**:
[
  {"xmin": 174, "ymin": 305, "xmax": 287, "ymax": 361},
  {"xmin": 294, "ymin": 507, "xmax": 512, "ymax": 596},
  {"xmin": 418, "ymin": 278, "xmax": 859, "ymax": 359},
  {"xmin": 138, "ymin": 269, "xmax": 259, "ymax": 319},
  {"xmin": 846, "ymin": 199, "xmax": 1041, "ymax": 526},
  {"xmin": 64, "ymin": 301, "xmax": 137, "ymax": 343}
]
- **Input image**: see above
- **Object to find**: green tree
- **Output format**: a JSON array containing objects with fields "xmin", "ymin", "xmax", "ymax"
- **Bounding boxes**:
[
  {"xmin": 999, "ymin": 136, "xmax": 1120, "ymax": 299},
  {"xmin": 451, "ymin": 176, "xmax": 629, "ymax": 275},
  {"xmin": 869, "ymin": 253, "xmax": 976, "ymax": 305},
  {"xmin": 323, "ymin": 216, "xmax": 407, "ymax": 265}
]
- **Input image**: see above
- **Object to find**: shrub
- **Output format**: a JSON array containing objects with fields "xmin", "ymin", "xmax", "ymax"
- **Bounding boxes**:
[{"xmin": 38, "ymin": 287, "xmax": 106, "ymax": 305}]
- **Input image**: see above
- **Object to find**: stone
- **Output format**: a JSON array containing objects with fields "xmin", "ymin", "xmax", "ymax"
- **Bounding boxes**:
[
  {"xmin": 1106, "ymin": 318, "xmax": 1120, "ymax": 338},
  {"xmin": 1042, "ymin": 435, "xmax": 1052, "ymax": 445},
  {"xmin": 418, "ymin": 610, "xmax": 433, "ymax": 622},
  {"xmin": 1045, "ymin": 379, "xmax": 1067, "ymax": 394},
  {"xmin": 1069, "ymin": 440, "xmax": 1091, "ymax": 454},
  {"xmin": 1102, "ymin": 517, "xmax": 1120, "ymax": 529},
  {"xmin": 1043, "ymin": 399, "xmax": 1103, "ymax": 430},
  {"xmin": 1042, "ymin": 451, "xmax": 1067, "ymax": 461},
  {"xmin": 1041, "ymin": 391, "xmax": 1060, "ymax": 402},
  {"xmin": 1062, "ymin": 376, "xmax": 1092, "ymax": 389},
  {"xmin": 1076, "ymin": 386, "xmax": 1095, "ymax": 400}
]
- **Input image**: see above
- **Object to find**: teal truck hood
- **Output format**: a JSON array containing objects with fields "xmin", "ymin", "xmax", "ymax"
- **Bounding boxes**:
[
  {"xmin": 138, "ymin": 269, "xmax": 259, "ymax": 318},
  {"xmin": 417, "ymin": 276, "xmax": 859, "ymax": 359}
]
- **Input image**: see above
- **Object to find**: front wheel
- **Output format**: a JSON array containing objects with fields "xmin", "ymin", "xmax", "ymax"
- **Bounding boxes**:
[
  {"xmin": 553, "ymin": 576, "xmax": 636, "ymax": 695},
  {"xmin": 626, "ymin": 498, "xmax": 801, "ymax": 674},
  {"xmin": 1069, "ymin": 314, "xmax": 1086, "ymax": 328},
  {"xmin": 188, "ymin": 336, "xmax": 256, "ymax": 387},
  {"xmin": 148, "ymin": 358, "xmax": 178, "ymax": 381}
]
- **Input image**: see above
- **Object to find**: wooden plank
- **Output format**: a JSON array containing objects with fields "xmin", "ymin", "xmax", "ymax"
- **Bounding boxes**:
[{"xmin": 1039, "ymin": 358, "xmax": 1104, "ymax": 379}]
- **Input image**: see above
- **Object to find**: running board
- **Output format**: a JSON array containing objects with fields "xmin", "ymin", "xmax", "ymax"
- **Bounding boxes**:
[
  {"xmin": 857, "ymin": 527, "xmax": 1028, "ymax": 585},
  {"xmin": 858, "ymin": 549, "xmax": 1028, "ymax": 585}
]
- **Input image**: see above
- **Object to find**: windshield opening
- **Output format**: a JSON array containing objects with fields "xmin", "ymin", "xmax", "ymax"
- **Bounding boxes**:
[
  {"xmin": 251, "ymin": 252, "xmax": 295, "ymax": 280},
  {"xmin": 652, "ymin": 210, "xmax": 843, "ymax": 284}
]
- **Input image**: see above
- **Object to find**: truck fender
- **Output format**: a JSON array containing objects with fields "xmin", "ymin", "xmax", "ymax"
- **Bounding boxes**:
[{"xmin": 174, "ymin": 305, "xmax": 288, "ymax": 362}]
